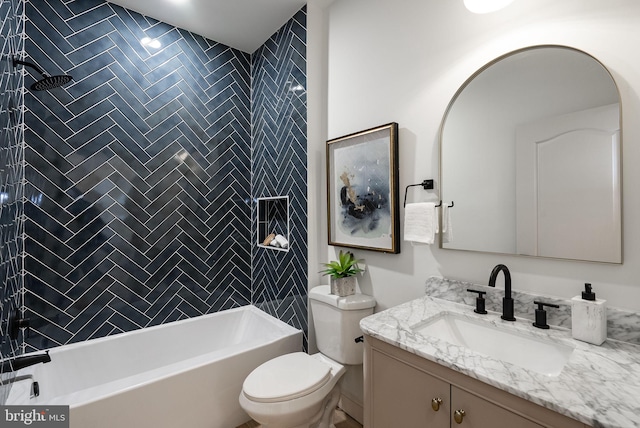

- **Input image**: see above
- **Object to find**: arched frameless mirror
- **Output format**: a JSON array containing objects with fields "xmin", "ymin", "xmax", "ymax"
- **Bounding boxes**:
[{"xmin": 440, "ymin": 45, "xmax": 622, "ymax": 263}]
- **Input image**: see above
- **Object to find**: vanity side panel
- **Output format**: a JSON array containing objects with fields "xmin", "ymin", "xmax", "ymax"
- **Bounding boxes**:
[{"xmin": 363, "ymin": 334, "xmax": 373, "ymax": 427}]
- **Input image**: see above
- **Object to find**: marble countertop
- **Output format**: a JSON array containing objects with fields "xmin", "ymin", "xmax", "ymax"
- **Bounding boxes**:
[{"xmin": 360, "ymin": 296, "xmax": 640, "ymax": 428}]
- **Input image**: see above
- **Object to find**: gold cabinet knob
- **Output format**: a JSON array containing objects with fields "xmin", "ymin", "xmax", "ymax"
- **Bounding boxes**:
[
  {"xmin": 454, "ymin": 409, "xmax": 466, "ymax": 424},
  {"xmin": 431, "ymin": 397, "xmax": 443, "ymax": 411}
]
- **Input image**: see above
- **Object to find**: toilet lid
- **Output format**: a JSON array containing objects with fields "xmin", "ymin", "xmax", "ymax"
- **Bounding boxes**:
[{"xmin": 242, "ymin": 353, "xmax": 332, "ymax": 403}]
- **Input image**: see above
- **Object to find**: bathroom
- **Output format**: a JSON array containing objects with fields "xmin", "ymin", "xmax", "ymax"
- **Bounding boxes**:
[{"xmin": 2, "ymin": 0, "xmax": 640, "ymax": 426}]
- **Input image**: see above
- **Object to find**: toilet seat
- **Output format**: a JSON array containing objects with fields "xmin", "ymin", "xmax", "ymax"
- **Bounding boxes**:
[{"xmin": 243, "ymin": 353, "xmax": 332, "ymax": 403}]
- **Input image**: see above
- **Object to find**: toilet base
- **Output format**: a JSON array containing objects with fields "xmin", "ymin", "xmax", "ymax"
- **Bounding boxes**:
[
  {"xmin": 311, "ymin": 386, "xmax": 341, "ymax": 428},
  {"xmin": 239, "ymin": 354, "xmax": 346, "ymax": 428},
  {"xmin": 242, "ymin": 384, "xmax": 341, "ymax": 428}
]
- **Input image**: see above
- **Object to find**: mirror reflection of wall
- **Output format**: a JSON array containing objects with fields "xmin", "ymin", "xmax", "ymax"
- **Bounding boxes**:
[{"xmin": 440, "ymin": 46, "xmax": 621, "ymax": 263}]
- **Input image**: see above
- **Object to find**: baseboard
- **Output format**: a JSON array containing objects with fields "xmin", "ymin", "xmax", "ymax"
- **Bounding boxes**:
[{"xmin": 339, "ymin": 394, "xmax": 363, "ymax": 425}]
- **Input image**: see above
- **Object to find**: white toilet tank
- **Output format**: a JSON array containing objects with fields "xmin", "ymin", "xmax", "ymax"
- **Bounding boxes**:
[{"xmin": 309, "ymin": 285, "xmax": 376, "ymax": 365}]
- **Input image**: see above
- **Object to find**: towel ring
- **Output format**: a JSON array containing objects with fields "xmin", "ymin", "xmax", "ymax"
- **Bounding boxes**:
[{"xmin": 403, "ymin": 179, "xmax": 434, "ymax": 207}]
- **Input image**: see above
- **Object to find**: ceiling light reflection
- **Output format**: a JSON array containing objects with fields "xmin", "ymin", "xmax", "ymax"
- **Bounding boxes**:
[
  {"xmin": 141, "ymin": 37, "xmax": 162, "ymax": 49},
  {"xmin": 464, "ymin": 0, "xmax": 515, "ymax": 14}
]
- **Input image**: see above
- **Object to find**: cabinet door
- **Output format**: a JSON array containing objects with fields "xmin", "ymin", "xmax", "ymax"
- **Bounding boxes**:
[
  {"xmin": 371, "ymin": 350, "xmax": 449, "ymax": 428},
  {"xmin": 451, "ymin": 386, "xmax": 543, "ymax": 428}
]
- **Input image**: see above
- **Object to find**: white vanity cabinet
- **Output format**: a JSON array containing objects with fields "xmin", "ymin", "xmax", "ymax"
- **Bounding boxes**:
[{"xmin": 364, "ymin": 336, "xmax": 588, "ymax": 428}]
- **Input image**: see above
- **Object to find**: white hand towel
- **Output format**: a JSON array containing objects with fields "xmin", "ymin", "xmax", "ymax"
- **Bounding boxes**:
[
  {"xmin": 441, "ymin": 204, "xmax": 453, "ymax": 243},
  {"xmin": 403, "ymin": 202, "xmax": 437, "ymax": 245}
]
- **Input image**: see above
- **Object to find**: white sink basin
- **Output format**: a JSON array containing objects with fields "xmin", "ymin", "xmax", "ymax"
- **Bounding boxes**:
[{"xmin": 412, "ymin": 313, "xmax": 574, "ymax": 376}]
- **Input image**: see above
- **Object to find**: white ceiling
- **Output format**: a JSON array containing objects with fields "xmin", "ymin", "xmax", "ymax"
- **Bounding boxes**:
[{"xmin": 107, "ymin": 0, "xmax": 307, "ymax": 53}]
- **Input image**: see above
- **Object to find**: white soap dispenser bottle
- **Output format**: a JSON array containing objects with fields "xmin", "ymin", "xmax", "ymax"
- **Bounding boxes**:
[{"xmin": 571, "ymin": 283, "xmax": 607, "ymax": 345}]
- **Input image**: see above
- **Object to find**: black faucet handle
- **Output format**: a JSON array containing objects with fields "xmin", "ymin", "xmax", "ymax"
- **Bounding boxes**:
[
  {"xmin": 534, "ymin": 300, "xmax": 560, "ymax": 309},
  {"xmin": 532, "ymin": 301, "xmax": 560, "ymax": 329},
  {"xmin": 467, "ymin": 289, "xmax": 488, "ymax": 314},
  {"xmin": 9, "ymin": 314, "xmax": 31, "ymax": 341}
]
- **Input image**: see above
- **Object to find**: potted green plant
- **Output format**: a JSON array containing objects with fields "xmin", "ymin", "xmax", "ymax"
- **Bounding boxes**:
[{"xmin": 320, "ymin": 250, "xmax": 364, "ymax": 296}]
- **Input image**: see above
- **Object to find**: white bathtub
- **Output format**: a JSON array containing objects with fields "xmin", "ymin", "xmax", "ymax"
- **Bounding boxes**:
[{"xmin": 6, "ymin": 305, "xmax": 302, "ymax": 428}]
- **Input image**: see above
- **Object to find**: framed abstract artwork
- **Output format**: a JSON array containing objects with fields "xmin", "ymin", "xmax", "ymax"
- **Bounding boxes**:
[{"xmin": 326, "ymin": 122, "xmax": 400, "ymax": 253}]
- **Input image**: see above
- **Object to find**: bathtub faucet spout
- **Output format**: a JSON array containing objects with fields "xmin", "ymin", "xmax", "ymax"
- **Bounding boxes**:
[{"xmin": 0, "ymin": 351, "xmax": 51, "ymax": 374}]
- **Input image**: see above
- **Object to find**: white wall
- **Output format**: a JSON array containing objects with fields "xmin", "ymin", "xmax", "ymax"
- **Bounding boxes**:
[
  {"xmin": 306, "ymin": 0, "xmax": 640, "ymax": 420},
  {"xmin": 308, "ymin": 0, "xmax": 640, "ymax": 314}
]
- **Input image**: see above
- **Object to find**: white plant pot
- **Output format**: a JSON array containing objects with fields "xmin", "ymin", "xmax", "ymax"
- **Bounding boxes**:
[{"xmin": 330, "ymin": 276, "xmax": 356, "ymax": 297}]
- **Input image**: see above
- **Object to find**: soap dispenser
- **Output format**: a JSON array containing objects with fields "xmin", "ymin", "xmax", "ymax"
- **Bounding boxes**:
[{"xmin": 571, "ymin": 283, "xmax": 607, "ymax": 345}]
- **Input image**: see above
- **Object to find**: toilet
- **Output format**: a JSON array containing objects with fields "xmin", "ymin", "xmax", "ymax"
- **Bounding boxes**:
[{"xmin": 239, "ymin": 285, "xmax": 376, "ymax": 428}]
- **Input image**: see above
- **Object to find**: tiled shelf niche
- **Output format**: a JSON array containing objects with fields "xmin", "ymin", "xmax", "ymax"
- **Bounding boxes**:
[{"xmin": 257, "ymin": 196, "xmax": 290, "ymax": 252}]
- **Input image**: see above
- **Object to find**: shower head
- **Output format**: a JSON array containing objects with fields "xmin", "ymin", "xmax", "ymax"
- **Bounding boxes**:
[
  {"xmin": 13, "ymin": 59, "xmax": 73, "ymax": 91},
  {"xmin": 30, "ymin": 74, "xmax": 73, "ymax": 91}
]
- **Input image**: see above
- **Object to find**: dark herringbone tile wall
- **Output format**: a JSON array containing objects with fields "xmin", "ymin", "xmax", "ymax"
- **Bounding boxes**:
[
  {"xmin": 23, "ymin": 0, "xmax": 254, "ymax": 350},
  {"xmin": 0, "ymin": 0, "xmax": 25, "ymax": 401},
  {"xmin": 251, "ymin": 7, "xmax": 308, "ymax": 349}
]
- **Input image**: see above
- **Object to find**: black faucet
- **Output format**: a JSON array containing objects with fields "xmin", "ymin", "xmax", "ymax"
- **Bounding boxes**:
[
  {"xmin": 488, "ymin": 264, "xmax": 516, "ymax": 321},
  {"xmin": 0, "ymin": 351, "xmax": 51, "ymax": 374}
]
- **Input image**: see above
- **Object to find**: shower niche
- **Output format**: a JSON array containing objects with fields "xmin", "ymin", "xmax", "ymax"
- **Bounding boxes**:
[{"xmin": 257, "ymin": 196, "xmax": 290, "ymax": 252}]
